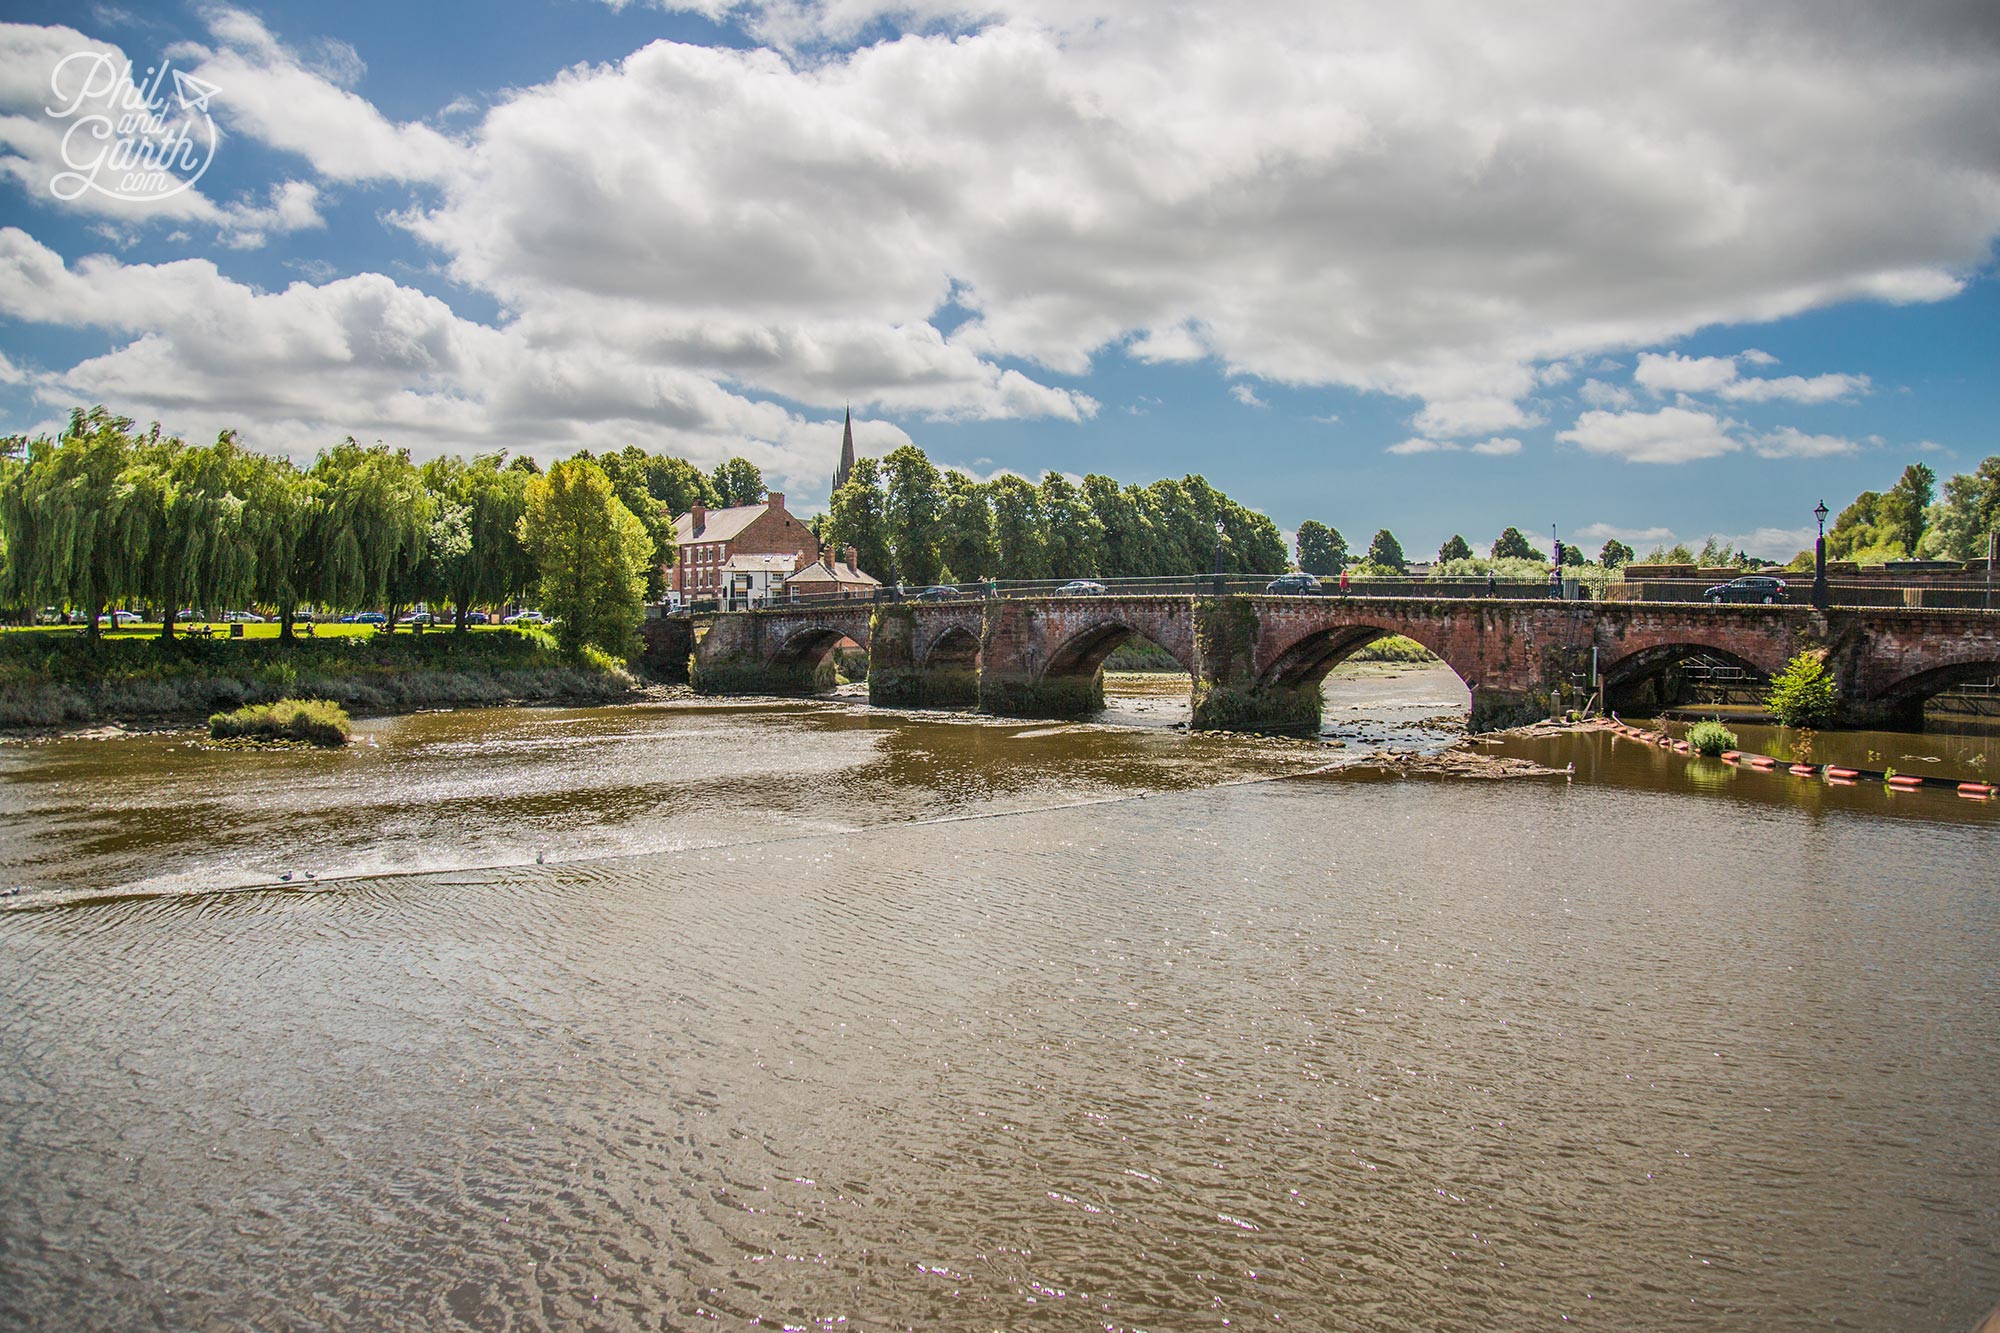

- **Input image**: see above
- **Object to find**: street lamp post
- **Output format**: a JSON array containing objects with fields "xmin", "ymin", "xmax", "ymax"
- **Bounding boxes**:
[
  {"xmin": 1212, "ymin": 520, "xmax": 1226, "ymax": 596},
  {"xmin": 1812, "ymin": 499, "xmax": 1829, "ymax": 611},
  {"xmin": 1551, "ymin": 522, "xmax": 1562, "ymax": 600}
]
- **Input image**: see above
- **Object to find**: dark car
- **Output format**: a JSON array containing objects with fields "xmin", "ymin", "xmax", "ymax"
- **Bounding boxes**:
[
  {"xmin": 1704, "ymin": 575, "xmax": 1788, "ymax": 605},
  {"xmin": 1265, "ymin": 572, "xmax": 1323, "ymax": 595},
  {"xmin": 1055, "ymin": 580, "xmax": 1107, "ymax": 595},
  {"xmin": 915, "ymin": 585, "xmax": 959, "ymax": 601}
]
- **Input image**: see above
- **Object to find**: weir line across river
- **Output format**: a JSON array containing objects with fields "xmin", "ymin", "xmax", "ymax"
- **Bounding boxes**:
[{"xmin": 649, "ymin": 593, "xmax": 2000, "ymax": 733}]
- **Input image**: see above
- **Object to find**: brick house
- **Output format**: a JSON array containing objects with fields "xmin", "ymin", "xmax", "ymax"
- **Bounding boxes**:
[
  {"xmin": 670, "ymin": 493, "xmax": 820, "ymax": 602},
  {"xmin": 784, "ymin": 547, "xmax": 881, "ymax": 601}
]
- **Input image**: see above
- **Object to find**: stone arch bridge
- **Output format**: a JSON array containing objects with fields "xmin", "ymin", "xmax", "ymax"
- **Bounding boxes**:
[{"xmin": 666, "ymin": 594, "xmax": 2000, "ymax": 732}]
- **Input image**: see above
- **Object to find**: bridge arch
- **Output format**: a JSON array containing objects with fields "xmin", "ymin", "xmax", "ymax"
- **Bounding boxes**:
[
  {"xmin": 1258, "ymin": 621, "xmax": 1465, "ymax": 692},
  {"xmin": 1044, "ymin": 618, "xmax": 1198, "ymax": 681},
  {"xmin": 1868, "ymin": 656, "xmax": 2000, "ymax": 723}
]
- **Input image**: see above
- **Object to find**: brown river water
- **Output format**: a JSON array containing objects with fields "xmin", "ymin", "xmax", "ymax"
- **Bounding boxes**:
[{"xmin": 1, "ymin": 665, "xmax": 1996, "ymax": 1331}]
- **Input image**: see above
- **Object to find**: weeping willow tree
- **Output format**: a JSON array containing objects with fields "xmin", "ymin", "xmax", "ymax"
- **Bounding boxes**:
[
  {"xmin": 303, "ymin": 439, "xmax": 432, "ymax": 618},
  {"xmin": 128, "ymin": 430, "xmax": 269, "ymax": 640},
  {"xmin": 423, "ymin": 453, "xmax": 535, "ymax": 628},
  {"xmin": 0, "ymin": 408, "xmax": 155, "ymax": 642}
]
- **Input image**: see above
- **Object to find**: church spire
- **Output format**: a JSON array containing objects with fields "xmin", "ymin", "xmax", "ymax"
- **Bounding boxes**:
[{"xmin": 833, "ymin": 405, "xmax": 855, "ymax": 495}]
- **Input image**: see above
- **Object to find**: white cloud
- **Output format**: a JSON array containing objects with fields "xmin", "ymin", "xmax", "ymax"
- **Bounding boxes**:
[
  {"xmin": 1576, "ymin": 521, "xmax": 1675, "ymax": 544},
  {"xmin": 1385, "ymin": 434, "xmax": 1520, "ymax": 457},
  {"xmin": 1633, "ymin": 352, "xmax": 1739, "ymax": 395},
  {"xmin": 1556, "ymin": 406, "xmax": 1740, "ymax": 464},
  {"xmin": 1718, "ymin": 372, "xmax": 1868, "ymax": 404},
  {"xmin": 8, "ymin": 0, "xmax": 2000, "ymax": 456},
  {"xmin": 1578, "ymin": 378, "xmax": 1635, "ymax": 409},
  {"xmin": 1635, "ymin": 350, "xmax": 1868, "ymax": 404},
  {"xmin": 172, "ymin": 9, "xmax": 460, "ymax": 183},
  {"xmin": 1712, "ymin": 526, "xmax": 1819, "ymax": 561},
  {"xmin": 1739, "ymin": 348, "xmax": 1778, "ymax": 366},
  {"xmin": 1752, "ymin": 426, "xmax": 1860, "ymax": 458},
  {"xmin": 1230, "ymin": 382, "xmax": 1267, "ymax": 409}
]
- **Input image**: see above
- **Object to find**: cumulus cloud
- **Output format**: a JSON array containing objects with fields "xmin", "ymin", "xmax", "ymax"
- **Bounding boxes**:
[
  {"xmin": 1385, "ymin": 434, "xmax": 1520, "ymax": 457},
  {"xmin": 1634, "ymin": 350, "xmax": 1868, "ymax": 403},
  {"xmin": 1752, "ymin": 426, "xmax": 1860, "ymax": 458},
  {"xmin": 7, "ymin": 0, "xmax": 2000, "ymax": 461},
  {"xmin": 0, "ymin": 228, "xmax": 898, "ymax": 490},
  {"xmin": 1230, "ymin": 383, "xmax": 1267, "ymax": 408},
  {"xmin": 1576, "ymin": 521, "xmax": 1675, "ymax": 544},
  {"xmin": 1578, "ymin": 378, "xmax": 1635, "ymax": 409},
  {"xmin": 1557, "ymin": 406, "xmax": 1740, "ymax": 464}
]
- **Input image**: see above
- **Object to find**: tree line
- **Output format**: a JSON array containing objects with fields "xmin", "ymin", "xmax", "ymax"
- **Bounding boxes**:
[
  {"xmin": 0, "ymin": 408, "xmax": 771, "ymax": 656},
  {"xmin": 819, "ymin": 445, "xmax": 1288, "ymax": 585}
]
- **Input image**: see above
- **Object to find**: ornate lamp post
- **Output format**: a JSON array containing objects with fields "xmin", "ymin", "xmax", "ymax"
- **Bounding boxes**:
[
  {"xmin": 1812, "ymin": 499, "xmax": 1829, "ymax": 610},
  {"xmin": 1212, "ymin": 519, "xmax": 1226, "ymax": 596}
]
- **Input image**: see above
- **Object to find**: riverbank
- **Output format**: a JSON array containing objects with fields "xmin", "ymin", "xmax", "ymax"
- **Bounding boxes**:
[{"xmin": 0, "ymin": 629, "xmax": 640, "ymax": 732}]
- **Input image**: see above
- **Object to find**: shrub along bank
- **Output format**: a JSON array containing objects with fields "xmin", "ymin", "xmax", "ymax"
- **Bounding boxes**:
[{"xmin": 0, "ymin": 627, "xmax": 637, "ymax": 730}]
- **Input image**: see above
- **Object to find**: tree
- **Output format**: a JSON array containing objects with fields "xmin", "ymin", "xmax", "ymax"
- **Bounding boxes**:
[
  {"xmin": 938, "ymin": 471, "xmax": 994, "ymax": 583},
  {"xmin": 1598, "ymin": 539, "xmax": 1635, "ymax": 568},
  {"xmin": 986, "ymin": 474, "xmax": 1046, "ymax": 579},
  {"xmin": 1826, "ymin": 491, "xmax": 1882, "ymax": 560},
  {"xmin": 710, "ymin": 457, "xmax": 765, "ymax": 507},
  {"xmin": 305, "ymin": 439, "xmax": 432, "ymax": 618},
  {"xmin": 1767, "ymin": 650, "xmax": 1837, "ymax": 728},
  {"xmin": 0, "ymin": 407, "xmax": 148, "ymax": 641},
  {"xmin": 1491, "ymin": 526, "xmax": 1543, "ymax": 561},
  {"xmin": 823, "ymin": 457, "xmax": 890, "ymax": 580},
  {"xmin": 881, "ymin": 445, "xmax": 947, "ymax": 585},
  {"xmin": 1436, "ymin": 534, "xmax": 1472, "ymax": 565},
  {"xmin": 141, "ymin": 430, "xmax": 265, "ymax": 641},
  {"xmin": 1296, "ymin": 520, "xmax": 1346, "ymax": 575},
  {"xmin": 1878, "ymin": 463, "xmax": 1936, "ymax": 555},
  {"xmin": 588, "ymin": 448, "xmax": 682, "ymax": 599},
  {"xmin": 423, "ymin": 454, "xmax": 534, "ymax": 628},
  {"xmin": 1917, "ymin": 456, "xmax": 2000, "ymax": 560},
  {"xmin": 1219, "ymin": 501, "xmax": 1287, "ymax": 573},
  {"xmin": 517, "ymin": 456, "xmax": 653, "ymax": 658},
  {"xmin": 1083, "ymin": 474, "xmax": 1147, "ymax": 577},
  {"xmin": 1039, "ymin": 471, "xmax": 1105, "ymax": 577},
  {"xmin": 1365, "ymin": 528, "xmax": 1406, "ymax": 573}
]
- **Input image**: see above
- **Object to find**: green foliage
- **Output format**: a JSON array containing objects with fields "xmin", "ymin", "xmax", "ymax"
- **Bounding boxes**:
[
  {"xmin": 824, "ymin": 457, "xmax": 892, "ymax": 581},
  {"xmin": 517, "ymin": 457, "xmax": 653, "ymax": 659},
  {"xmin": 209, "ymin": 697, "xmax": 353, "ymax": 746},
  {"xmin": 1914, "ymin": 455, "xmax": 2000, "ymax": 561},
  {"xmin": 881, "ymin": 445, "xmax": 946, "ymax": 585},
  {"xmin": 1039, "ymin": 470, "xmax": 1106, "ymax": 579},
  {"xmin": 1436, "ymin": 533, "xmax": 1472, "ymax": 564},
  {"xmin": 1766, "ymin": 651, "xmax": 1838, "ymax": 728},
  {"xmin": 306, "ymin": 438, "xmax": 431, "ymax": 617},
  {"xmin": 987, "ymin": 473, "xmax": 1047, "ymax": 579},
  {"xmin": 1686, "ymin": 720, "xmax": 1738, "ymax": 756},
  {"xmin": 1641, "ymin": 542, "xmax": 1697, "ymax": 564},
  {"xmin": 1346, "ymin": 634, "xmax": 1437, "ymax": 663},
  {"xmin": 709, "ymin": 457, "xmax": 765, "ymax": 507},
  {"xmin": 938, "ymin": 471, "xmax": 994, "ymax": 582},
  {"xmin": 1598, "ymin": 539, "xmax": 1635, "ymax": 568},
  {"xmin": 1296, "ymin": 520, "xmax": 1346, "ymax": 575},
  {"xmin": 1364, "ymin": 528, "xmax": 1406, "ymax": 574},
  {"xmin": 1490, "ymin": 526, "xmax": 1544, "ymax": 561}
]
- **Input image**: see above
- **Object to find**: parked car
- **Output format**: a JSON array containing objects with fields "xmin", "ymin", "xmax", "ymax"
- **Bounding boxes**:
[
  {"xmin": 109, "ymin": 609, "xmax": 145, "ymax": 626},
  {"xmin": 399, "ymin": 612, "xmax": 436, "ymax": 625},
  {"xmin": 223, "ymin": 610, "xmax": 266, "ymax": 623},
  {"xmin": 501, "ymin": 610, "xmax": 548, "ymax": 625},
  {"xmin": 459, "ymin": 610, "xmax": 490, "ymax": 625},
  {"xmin": 340, "ymin": 611, "xmax": 388, "ymax": 625},
  {"xmin": 915, "ymin": 585, "xmax": 959, "ymax": 601},
  {"xmin": 1265, "ymin": 572, "xmax": 1323, "ymax": 595},
  {"xmin": 1704, "ymin": 575, "xmax": 1788, "ymax": 605},
  {"xmin": 1055, "ymin": 580, "xmax": 1107, "ymax": 595}
]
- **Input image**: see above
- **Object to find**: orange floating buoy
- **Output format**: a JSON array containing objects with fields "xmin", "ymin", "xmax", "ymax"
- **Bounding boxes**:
[
  {"xmin": 1674, "ymin": 741, "xmax": 1692, "ymax": 753},
  {"xmin": 1720, "ymin": 751, "xmax": 1742, "ymax": 763},
  {"xmin": 1789, "ymin": 764, "xmax": 1818, "ymax": 777},
  {"xmin": 1888, "ymin": 774, "xmax": 1924, "ymax": 789},
  {"xmin": 1959, "ymin": 782, "xmax": 1995, "ymax": 798},
  {"xmin": 1749, "ymin": 756, "xmax": 1777, "ymax": 769},
  {"xmin": 1825, "ymin": 766, "xmax": 1859, "ymax": 779}
]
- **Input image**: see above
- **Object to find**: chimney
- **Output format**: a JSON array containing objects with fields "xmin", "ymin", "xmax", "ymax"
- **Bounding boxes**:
[
  {"xmin": 845, "ymin": 545, "xmax": 859, "ymax": 570},
  {"xmin": 691, "ymin": 502, "xmax": 706, "ymax": 534},
  {"xmin": 767, "ymin": 491, "xmax": 784, "ymax": 512}
]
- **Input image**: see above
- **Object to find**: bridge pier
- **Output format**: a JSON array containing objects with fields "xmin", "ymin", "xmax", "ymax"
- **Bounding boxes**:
[
  {"xmin": 867, "ymin": 605, "xmax": 982, "ymax": 709},
  {"xmin": 687, "ymin": 613, "xmax": 835, "ymax": 696},
  {"xmin": 976, "ymin": 602, "xmax": 1105, "ymax": 717}
]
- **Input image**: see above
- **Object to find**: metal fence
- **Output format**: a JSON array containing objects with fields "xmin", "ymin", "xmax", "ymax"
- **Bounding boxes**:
[{"xmin": 664, "ymin": 571, "xmax": 2000, "ymax": 614}]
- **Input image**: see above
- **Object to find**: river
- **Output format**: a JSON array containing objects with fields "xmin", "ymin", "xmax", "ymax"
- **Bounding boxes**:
[{"xmin": 1, "ymin": 665, "xmax": 1995, "ymax": 1331}]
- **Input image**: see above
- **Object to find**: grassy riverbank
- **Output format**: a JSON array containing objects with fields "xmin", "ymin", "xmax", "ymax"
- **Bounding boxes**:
[{"xmin": 0, "ymin": 626, "xmax": 637, "ymax": 730}]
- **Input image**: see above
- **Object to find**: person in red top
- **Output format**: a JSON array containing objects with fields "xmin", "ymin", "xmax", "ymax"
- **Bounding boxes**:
[{"xmin": 1338, "ymin": 567, "xmax": 1351, "ymax": 597}]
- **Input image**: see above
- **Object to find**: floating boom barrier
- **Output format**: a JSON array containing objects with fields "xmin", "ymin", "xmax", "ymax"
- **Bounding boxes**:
[{"xmin": 1606, "ymin": 716, "xmax": 1995, "ymax": 799}]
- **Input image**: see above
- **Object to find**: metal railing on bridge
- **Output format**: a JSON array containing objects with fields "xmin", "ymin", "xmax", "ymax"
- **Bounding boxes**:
[{"xmin": 661, "ymin": 572, "xmax": 2000, "ymax": 614}]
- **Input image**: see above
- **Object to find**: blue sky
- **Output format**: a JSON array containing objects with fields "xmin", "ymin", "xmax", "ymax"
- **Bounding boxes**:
[{"xmin": 1, "ymin": 0, "xmax": 1996, "ymax": 563}]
